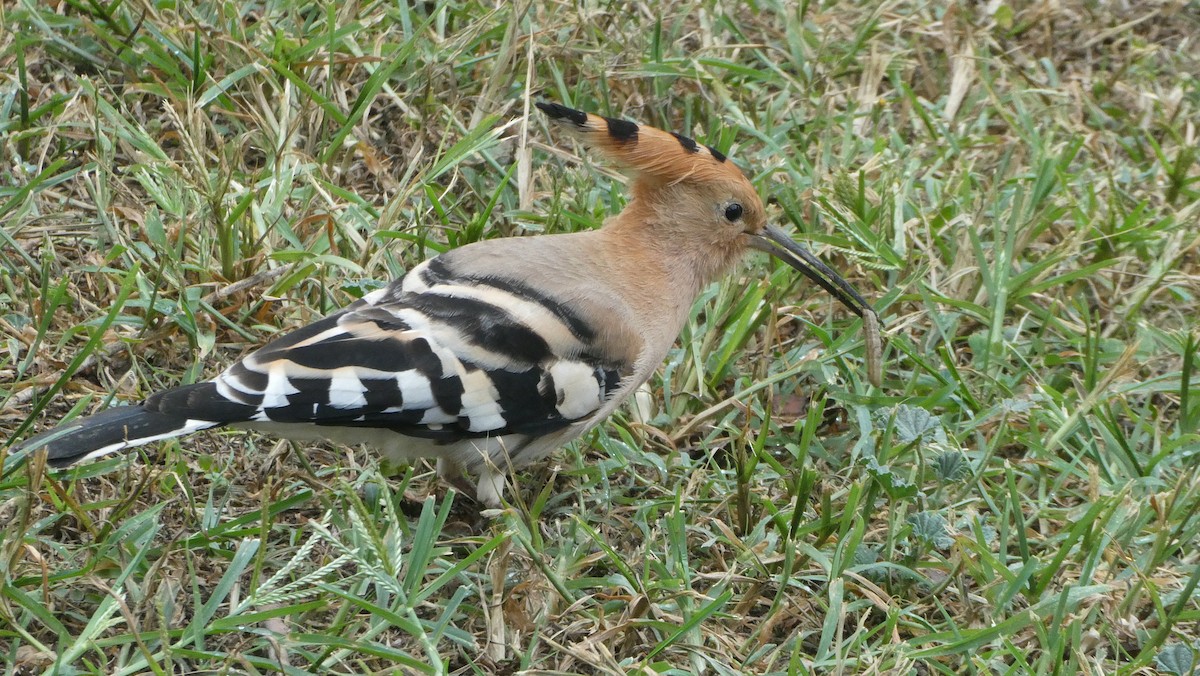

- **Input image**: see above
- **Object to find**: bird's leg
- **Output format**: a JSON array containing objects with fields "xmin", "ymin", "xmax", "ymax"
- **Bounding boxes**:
[
  {"xmin": 436, "ymin": 457, "xmax": 497, "ymax": 506},
  {"xmin": 474, "ymin": 465, "xmax": 506, "ymax": 508}
]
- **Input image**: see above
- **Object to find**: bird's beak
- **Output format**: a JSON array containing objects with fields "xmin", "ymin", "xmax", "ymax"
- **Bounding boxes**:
[
  {"xmin": 749, "ymin": 224, "xmax": 875, "ymax": 320},
  {"xmin": 748, "ymin": 223, "xmax": 884, "ymax": 386}
]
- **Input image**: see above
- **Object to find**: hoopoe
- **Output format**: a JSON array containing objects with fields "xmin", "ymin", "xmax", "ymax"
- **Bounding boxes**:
[{"xmin": 13, "ymin": 102, "xmax": 881, "ymax": 507}]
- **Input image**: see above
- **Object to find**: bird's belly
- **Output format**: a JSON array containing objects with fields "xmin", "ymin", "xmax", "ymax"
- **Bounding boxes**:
[{"xmin": 231, "ymin": 421, "xmax": 582, "ymax": 471}]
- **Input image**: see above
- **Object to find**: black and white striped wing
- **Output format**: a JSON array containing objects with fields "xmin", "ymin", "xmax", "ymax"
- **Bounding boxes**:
[{"xmin": 145, "ymin": 259, "xmax": 628, "ymax": 443}]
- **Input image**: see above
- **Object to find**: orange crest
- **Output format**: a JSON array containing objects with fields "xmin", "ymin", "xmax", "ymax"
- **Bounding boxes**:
[{"xmin": 537, "ymin": 102, "xmax": 754, "ymax": 194}]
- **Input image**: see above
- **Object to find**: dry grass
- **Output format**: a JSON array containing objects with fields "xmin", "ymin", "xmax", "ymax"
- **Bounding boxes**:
[{"xmin": 2, "ymin": 0, "xmax": 1199, "ymax": 673}]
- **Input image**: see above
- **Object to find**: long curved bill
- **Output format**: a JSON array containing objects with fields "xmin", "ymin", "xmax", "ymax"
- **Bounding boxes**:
[{"xmin": 749, "ymin": 223, "xmax": 884, "ymax": 387}]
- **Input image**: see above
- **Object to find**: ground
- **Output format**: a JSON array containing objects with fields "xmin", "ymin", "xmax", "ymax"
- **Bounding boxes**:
[{"xmin": 1, "ymin": 0, "xmax": 1199, "ymax": 674}]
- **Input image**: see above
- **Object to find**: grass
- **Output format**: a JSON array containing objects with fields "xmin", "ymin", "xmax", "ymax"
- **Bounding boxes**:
[{"xmin": 1, "ymin": 0, "xmax": 1199, "ymax": 673}]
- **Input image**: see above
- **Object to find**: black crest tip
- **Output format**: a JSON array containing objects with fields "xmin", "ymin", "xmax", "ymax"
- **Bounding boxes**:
[
  {"xmin": 671, "ymin": 131, "xmax": 700, "ymax": 154},
  {"xmin": 536, "ymin": 101, "xmax": 588, "ymax": 127},
  {"xmin": 603, "ymin": 116, "xmax": 639, "ymax": 143}
]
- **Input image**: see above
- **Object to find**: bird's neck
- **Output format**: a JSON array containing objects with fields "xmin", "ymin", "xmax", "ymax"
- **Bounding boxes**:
[{"xmin": 597, "ymin": 213, "xmax": 742, "ymax": 344}]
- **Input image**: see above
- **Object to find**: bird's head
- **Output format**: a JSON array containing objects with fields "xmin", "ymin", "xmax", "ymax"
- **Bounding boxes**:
[{"xmin": 536, "ymin": 101, "xmax": 879, "ymax": 330}]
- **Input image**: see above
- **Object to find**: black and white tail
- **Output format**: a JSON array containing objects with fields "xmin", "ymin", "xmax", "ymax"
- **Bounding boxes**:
[{"xmin": 16, "ymin": 385, "xmax": 224, "ymax": 467}]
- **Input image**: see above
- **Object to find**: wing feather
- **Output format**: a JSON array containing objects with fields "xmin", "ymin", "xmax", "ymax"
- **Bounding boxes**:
[{"xmin": 148, "ymin": 258, "xmax": 630, "ymax": 443}]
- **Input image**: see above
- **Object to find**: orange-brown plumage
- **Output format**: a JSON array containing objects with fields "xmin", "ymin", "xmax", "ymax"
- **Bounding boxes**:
[
  {"xmin": 537, "ymin": 102, "xmax": 768, "ymax": 295},
  {"xmin": 537, "ymin": 102, "xmax": 756, "ymax": 194}
]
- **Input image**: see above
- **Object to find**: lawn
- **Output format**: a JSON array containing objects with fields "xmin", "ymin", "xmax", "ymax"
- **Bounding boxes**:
[{"xmin": 2, "ymin": 0, "xmax": 1199, "ymax": 673}]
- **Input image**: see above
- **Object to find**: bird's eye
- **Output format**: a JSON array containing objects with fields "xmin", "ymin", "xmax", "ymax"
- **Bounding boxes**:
[{"xmin": 724, "ymin": 203, "xmax": 744, "ymax": 222}]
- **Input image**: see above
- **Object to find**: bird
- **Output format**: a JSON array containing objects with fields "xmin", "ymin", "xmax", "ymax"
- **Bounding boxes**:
[{"xmin": 12, "ymin": 101, "xmax": 881, "ymax": 507}]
